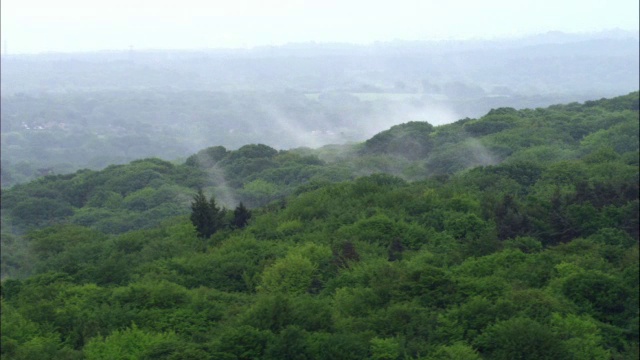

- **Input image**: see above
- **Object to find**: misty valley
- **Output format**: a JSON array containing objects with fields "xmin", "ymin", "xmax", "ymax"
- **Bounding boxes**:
[
  {"xmin": 2, "ymin": 32, "xmax": 639, "ymax": 187},
  {"xmin": 0, "ymin": 33, "xmax": 639, "ymax": 359}
]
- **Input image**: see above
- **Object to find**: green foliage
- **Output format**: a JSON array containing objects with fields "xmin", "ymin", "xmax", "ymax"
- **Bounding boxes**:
[
  {"xmin": 264, "ymin": 325, "xmax": 311, "ymax": 360},
  {"xmin": 208, "ymin": 325, "xmax": 273, "ymax": 359},
  {"xmin": 581, "ymin": 120, "xmax": 640, "ymax": 155},
  {"xmin": 475, "ymin": 317, "xmax": 569, "ymax": 359},
  {"xmin": 306, "ymin": 331, "xmax": 370, "ymax": 360},
  {"xmin": 10, "ymin": 197, "xmax": 74, "ymax": 228},
  {"xmin": 561, "ymin": 270, "xmax": 628, "ymax": 323},
  {"xmin": 464, "ymin": 114, "xmax": 517, "ymax": 136},
  {"xmin": 427, "ymin": 342, "xmax": 481, "ymax": 360},
  {"xmin": 363, "ymin": 121, "xmax": 434, "ymax": 160},
  {"xmin": 551, "ymin": 313, "xmax": 611, "ymax": 360},
  {"xmin": 241, "ymin": 179, "xmax": 279, "ymax": 207},
  {"xmin": 86, "ymin": 190, "xmax": 123, "ymax": 209},
  {"xmin": 369, "ymin": 337, "xmax": 401, "ymax": 360},
  {"xmin": 112, "ymin": 280, "xmax": 189, "ymax": 310},
  {"xmin": 1, "ymin": 300, "xmax": 72, "ymax": 360},
  {"xmin": 258, "ymin": 253, "xmax": 317, "ymax": 295},
  {"xmin": 185, "ymin": 146, "xmax": 229, "ymax": 168},
  {"xmin": 83, "ymin": 325, "xmax": 179, "ymax": 360},
  {"xmin": 338, "ymin": 214, "xmax": 397, "ymax": 246},
  {"xmin": 1, "ymin": 93, "xmax": 638, "ymax": 358},
  {"xmin": 155, "ymin": 235, "xmax": 282, "ymax": 292}
]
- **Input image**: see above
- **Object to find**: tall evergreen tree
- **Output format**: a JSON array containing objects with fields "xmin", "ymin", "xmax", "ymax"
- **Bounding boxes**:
[
  {"xmin": 232, "ymin": 202, "xmax": 251, "ymax": 229},
  {"xmin": 190, "ymin": 189, "xmax": 222, "ymax": 238},
  {"xmin": 209, "ymin": 196, "xmax": 224, "ymax": 230}
]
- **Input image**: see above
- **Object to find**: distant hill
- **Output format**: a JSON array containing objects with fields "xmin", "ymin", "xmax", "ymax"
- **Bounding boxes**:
[{"xmin": 2, "ymin": 31, "xmax": 638, "ymax": 96}]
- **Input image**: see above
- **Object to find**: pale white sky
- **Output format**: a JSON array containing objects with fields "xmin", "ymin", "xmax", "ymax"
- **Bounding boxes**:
[{"xmin": 1, "ymin": 0, "xmax": 638, "ymax": 54}]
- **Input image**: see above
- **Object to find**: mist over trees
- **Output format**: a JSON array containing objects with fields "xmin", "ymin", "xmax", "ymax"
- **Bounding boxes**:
[{"xmin": 2, "ymin": 31, "xmax": 638, "ymax": 187}]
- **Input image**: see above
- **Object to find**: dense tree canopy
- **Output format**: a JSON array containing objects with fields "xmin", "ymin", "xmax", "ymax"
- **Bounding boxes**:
[{"xmin": 1, "ymin": 92, "xmax": 638, "ymax": 359}]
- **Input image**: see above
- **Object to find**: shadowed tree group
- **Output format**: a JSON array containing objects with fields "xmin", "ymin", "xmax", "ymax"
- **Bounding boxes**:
[
  {"xmin": 190, "ymin": 189, "xmax": 224, "ymax": 239},
  {"xmin": 191, "ymin": 189, "xmax": 252, "ymax": 238}
]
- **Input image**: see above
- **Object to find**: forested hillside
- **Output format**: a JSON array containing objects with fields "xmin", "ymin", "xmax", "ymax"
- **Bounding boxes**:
[{"xmin": 1, "ymin": 92, "xmax": 638, "ymax": 359}]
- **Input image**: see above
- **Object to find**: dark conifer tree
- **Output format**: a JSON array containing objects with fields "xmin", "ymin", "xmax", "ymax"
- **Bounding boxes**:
[
  {"xmin": 387, "ymin": 237, "xmax": 404, "ymax": 261},
  {"xmin": 332, "ymin": 240, "xmax": 360, "ymax": 268},
  {"xmin": 232, "ymin": 202, "xmax": 251, "ymax": 229},
  {"xmin": 209, "ymin": 196, "xmax": 224, "ymax": 229},
  {"xmin": 495, "ymin": 194, "xmax": 531, "ymax": 240},
  {"xmin": 548, "ymin": 188, "xmax": 577, "ymax": 244},
  {"xmin": 190, "ymin": 189, "xmax": 222, "ymax": 238}
]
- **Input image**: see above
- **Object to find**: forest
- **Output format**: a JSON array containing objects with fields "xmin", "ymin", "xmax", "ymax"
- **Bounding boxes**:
[{"xmin": 1, "ymin": 91, "xmax": 638, "ymax": 359}]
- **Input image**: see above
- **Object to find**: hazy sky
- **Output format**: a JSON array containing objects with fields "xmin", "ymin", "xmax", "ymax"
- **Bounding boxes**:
[{"xmin": 1, "ymin": 0, "xmax": 638, "ymax": 54}]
